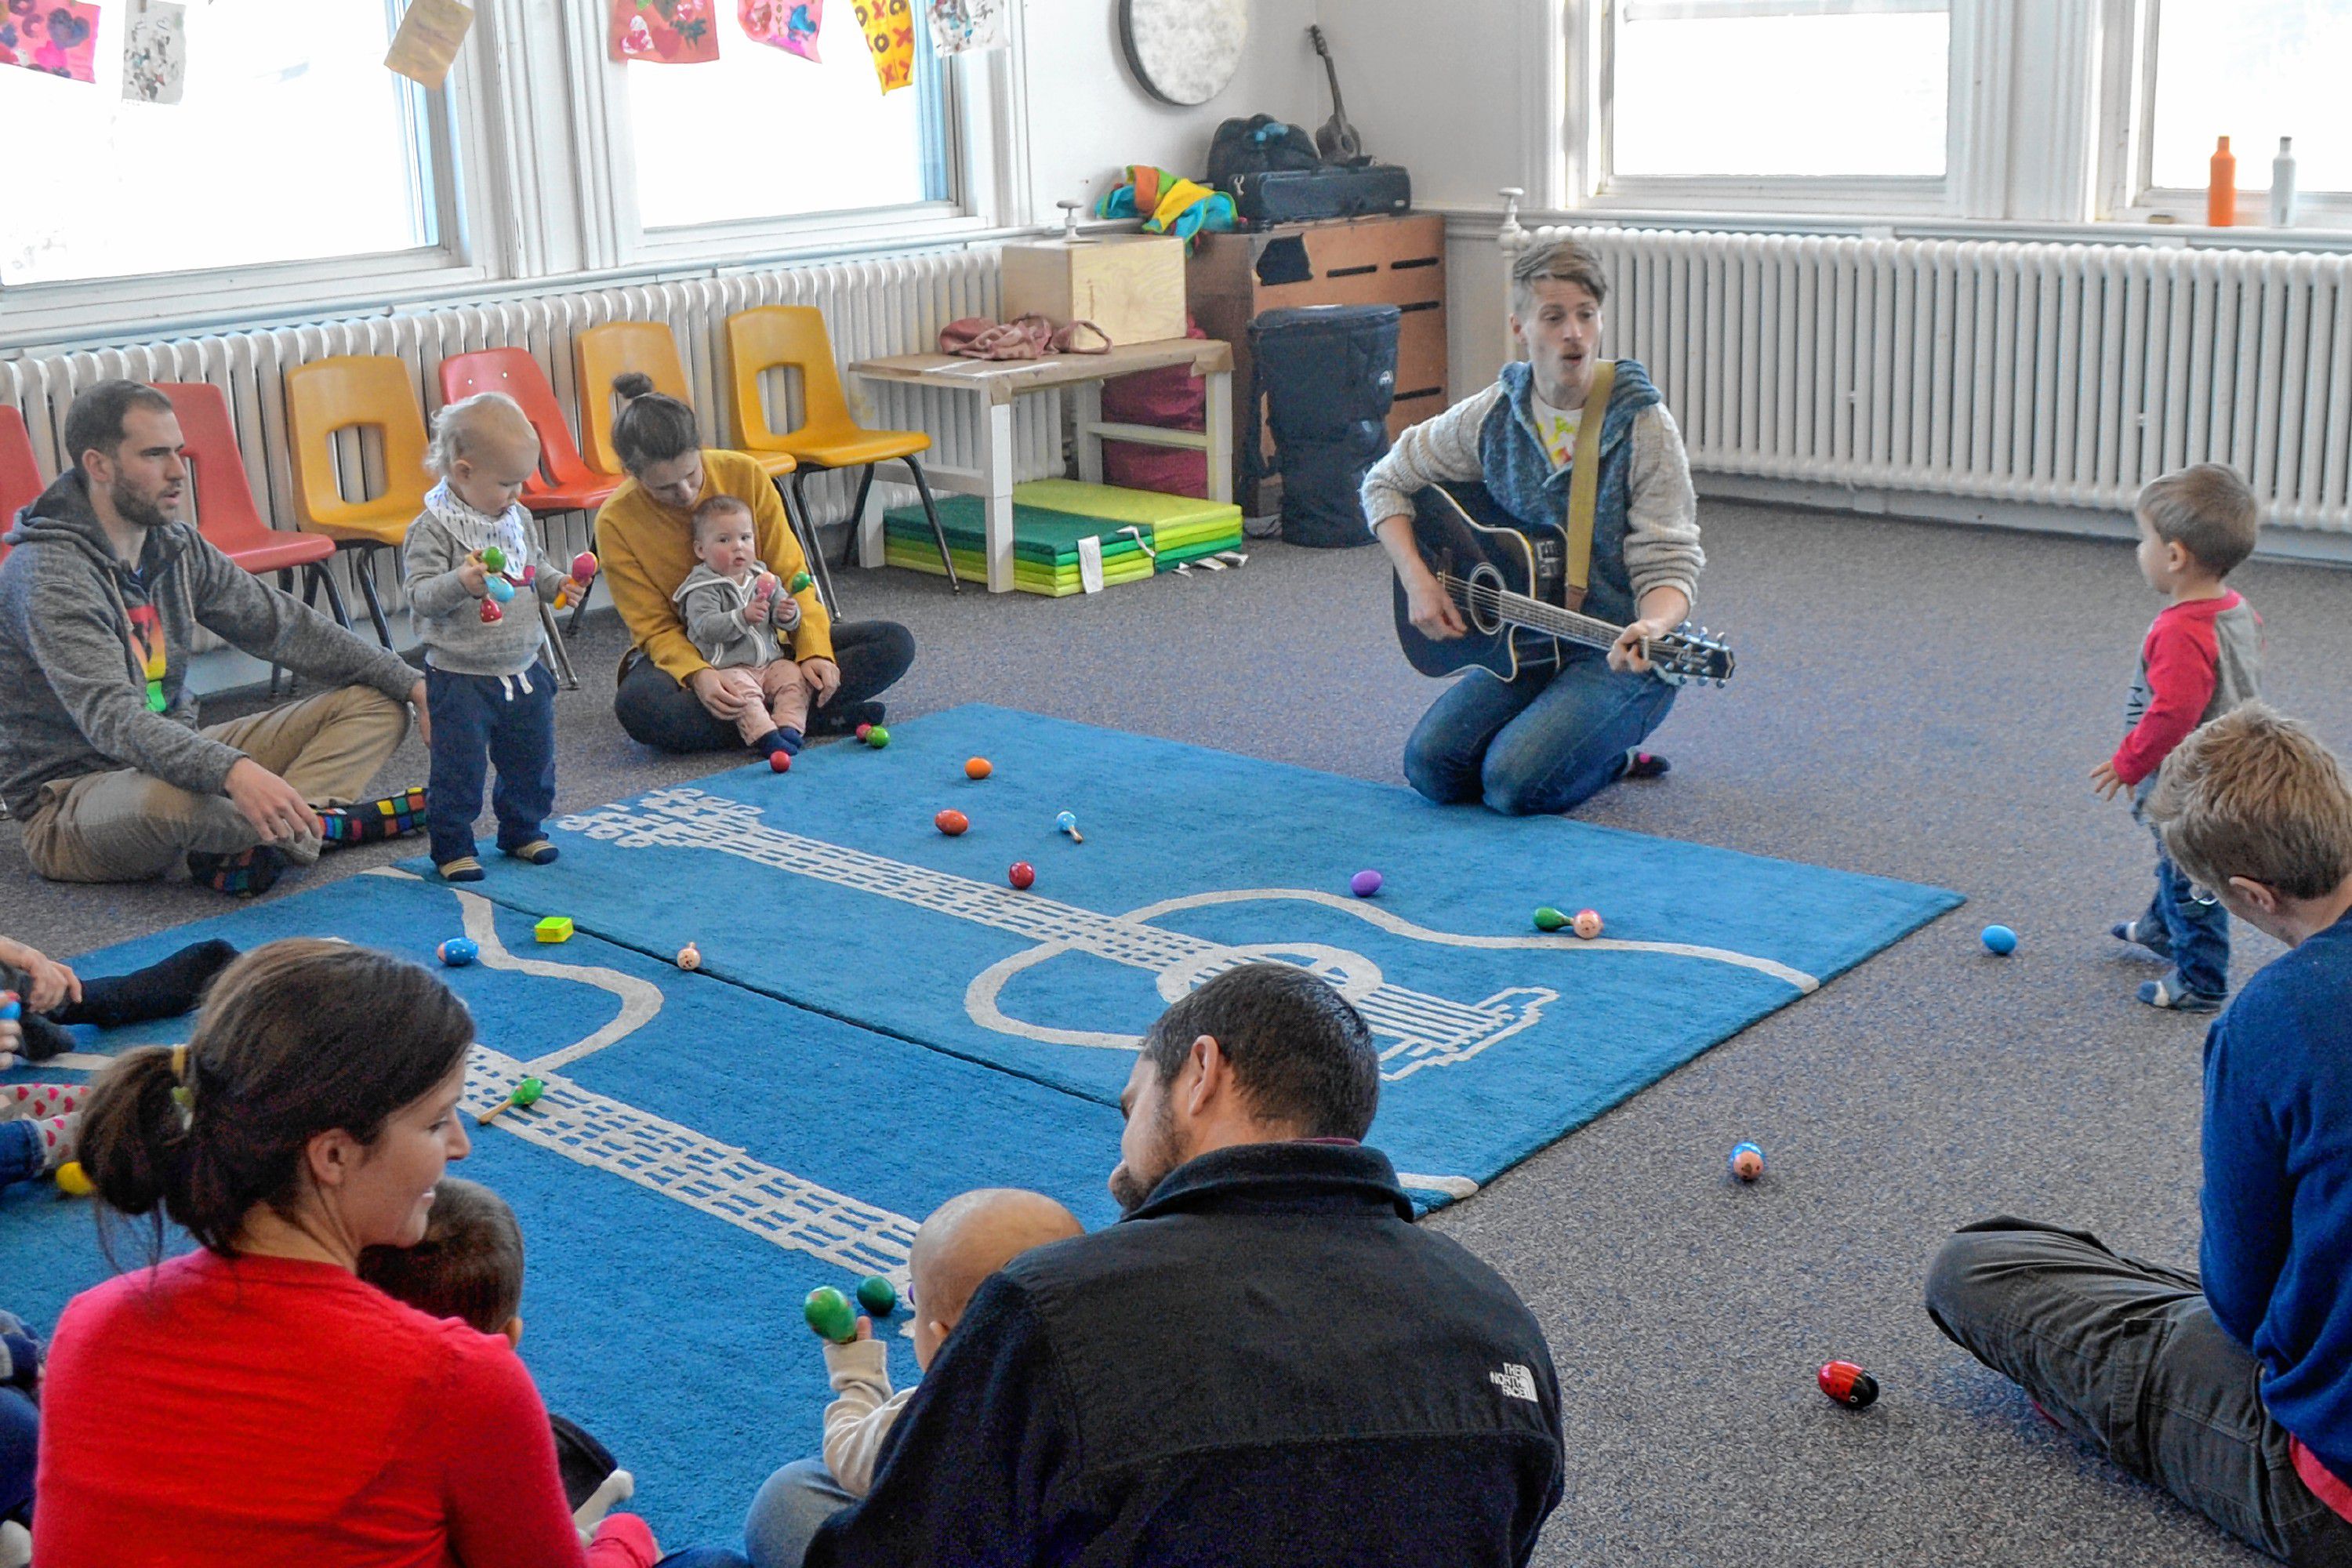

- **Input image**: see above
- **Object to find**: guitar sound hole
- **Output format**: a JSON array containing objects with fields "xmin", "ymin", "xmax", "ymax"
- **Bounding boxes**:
[{"xmin": 1462, "ymin": 563, "xmax": 1504, "ymax": 635}]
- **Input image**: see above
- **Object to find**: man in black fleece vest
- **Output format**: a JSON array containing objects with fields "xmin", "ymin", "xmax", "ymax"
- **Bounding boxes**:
[
  {"xmin": 0, "ymin": 381, "xmax": 426, "ymax": 894},
  {"xmin": 746, "ymin": 962, "xmax": 1566, "ymax": 1568}
]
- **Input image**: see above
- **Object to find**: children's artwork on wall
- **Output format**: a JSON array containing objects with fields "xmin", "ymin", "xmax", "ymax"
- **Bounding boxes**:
[
  {"xmin": 384, "ymin": 0, "xmax": 474, "ymax": 89},
  {"xmin": 608, "ymin": 0, "xmax": 721, "ymax": 64},
  {"xmin": 739, "ymin": 0, "xmax": 820, "ymax": 61},
  {"xmin": 851, "ymin": 0, "xmax": 912, "ymax": 93},
  {"xmin": 1, "ymin": 1, "xmax": 103, "ymax": 83},
  {"xmin": 121, "ymin": 0, "xmax": 184, "ymax": 102},
  {"xmin": 925, "ymin": 0, "xmax": 1004, "ymax": 56}
]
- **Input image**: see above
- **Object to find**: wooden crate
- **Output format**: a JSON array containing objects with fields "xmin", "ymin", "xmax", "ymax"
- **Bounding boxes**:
[
  {"xmin": 1186, "ymin": 213, "xmax": 1448, "ymax": 513},
  {"xmin": 1000, "ymin": 235, "xmax": 1188, "ymax": 347}
]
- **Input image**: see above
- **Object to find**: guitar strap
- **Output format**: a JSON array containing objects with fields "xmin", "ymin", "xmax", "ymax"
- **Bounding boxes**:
[{"xmin": 1559, "ymin": 359, "xmax": 1615, "ymax": 612}]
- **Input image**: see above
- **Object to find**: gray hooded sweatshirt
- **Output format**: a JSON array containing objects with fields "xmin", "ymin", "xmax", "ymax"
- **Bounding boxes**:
[{"xmin": 0, "ymin": 470, "xmax": 419, "ymax": 819}]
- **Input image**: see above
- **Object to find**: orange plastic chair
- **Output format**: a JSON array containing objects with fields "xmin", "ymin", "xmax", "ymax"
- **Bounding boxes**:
[
  {"xmin": 724, "ymin": 305, "xmax": 957, "ymax": 599},
  {"xmin": 440, "ymin": 347, "xmax": 619, "ymax": 642},
  {"xmin": 0, "ymin": 405, "xmax": 42, "ymax": 569},
  {"xmin": 284, "ymin": 356, "xmax": 433, "ymax": 647},
  {"xmin": 575, "ymin": 320, "xmax": 794, "ymax": 483},
  {"xmin": 158, "ymin": 383, "xmax": 350, "ymax": 690}
]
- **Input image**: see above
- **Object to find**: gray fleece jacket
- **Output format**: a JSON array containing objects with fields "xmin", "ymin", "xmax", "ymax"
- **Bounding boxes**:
[
  {"xmin": 672, "ymin": 561, "xmax": 804, "ymax": 670},
  {"xmin": 0, "ymin": 471, "xmax": 419, "ymax": 819}
]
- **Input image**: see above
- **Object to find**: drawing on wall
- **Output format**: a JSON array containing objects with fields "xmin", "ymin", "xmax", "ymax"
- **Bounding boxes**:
[{"xmin": 740, "ymin": 0, "xmax": 821, "ymax": 61}]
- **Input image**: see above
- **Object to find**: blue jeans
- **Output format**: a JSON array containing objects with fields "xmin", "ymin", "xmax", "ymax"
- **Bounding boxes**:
[
  {"xmin": 426, "ymin": 662, "xmax": 557, "ymax": 866},
  {"xmin": 0, "ymin": 1123, "xmax": 42, "ymax": 1189},
  {"xmin": 743, "ymin": 1458, "xmax": 855, "ymax": 1568},
  {"xmin": 1403, "ymin": 645, "xmax": 1680, "ymax": 816},
  {"xmin": 2134, "ymin": 777, "xmax": 2230, "ymax": 999},
  {"xmin": 0, "ymin": 1385, "xmax": 34, "ymax": 1524}
]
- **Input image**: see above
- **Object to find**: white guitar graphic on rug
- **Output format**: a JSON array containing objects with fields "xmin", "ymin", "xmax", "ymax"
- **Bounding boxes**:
[{"xmin": 559, "ymin": 788, "xmax": 1819, "ymax": 1082}]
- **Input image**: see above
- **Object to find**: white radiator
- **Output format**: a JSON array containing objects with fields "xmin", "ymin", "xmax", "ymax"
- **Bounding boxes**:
[
  {"xmin": 1519, "ymin": 224, "xmax": 2352, "ymax": 532},
  {"xmin": 1, "ymin": 248, "xmax": 1059, "ymax": 628}
]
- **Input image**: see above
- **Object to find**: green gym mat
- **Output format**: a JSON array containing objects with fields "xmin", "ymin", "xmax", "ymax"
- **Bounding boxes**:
[
  {"xmin": 884, "ymin": 543, "xmax": 1157, "ymax": 597},
  {"xmin": 882, "ymin": 499, "xmax": 1235, "ymax": 563},
  {"xmin": 888, "ymin": 532, "xmax": 1236, "ymax": 586},
  {"xmin": 1011, "ymin": 478, "xmax": 1242, "ymax": 534}
]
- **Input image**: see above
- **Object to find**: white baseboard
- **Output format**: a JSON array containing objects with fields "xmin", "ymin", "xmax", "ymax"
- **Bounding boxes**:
[{"xmin": 1696, "ymin": 474, "xmax": 2352, "ymax": 569}]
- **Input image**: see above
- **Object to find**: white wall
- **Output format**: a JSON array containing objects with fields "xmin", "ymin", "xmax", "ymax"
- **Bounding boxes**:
[
  {"xmin": 1307, "ymin": 0, "xmax": 1531, "ymax": 212},
  {"xmin": 1021, "ymin": 0, "xmax": 1326, "ymax": 219}
]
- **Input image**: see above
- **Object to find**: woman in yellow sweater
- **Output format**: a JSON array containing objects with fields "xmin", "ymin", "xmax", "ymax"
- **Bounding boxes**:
[{"xmin": 597, "ymin": 374, "xmax": 915, "ymax": 751}]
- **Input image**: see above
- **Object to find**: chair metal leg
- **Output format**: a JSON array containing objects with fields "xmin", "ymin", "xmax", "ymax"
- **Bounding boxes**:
[
  {"xmin": 782, "ymin": 472, "xmax": 841, "ymax": 617},
  {"xmin": 904, "ymin": 456, "xmax": 961, "ymax": 593},
  {"xmin": 837, "ymin": 467, "xmax": 877, "ymax": 573},
  {"xmin": 537, "ymin": 593, "xmax": 580, "ymax": 691},
  {"xmin": 352, "ymin": 546, "xmax": 395, "ymax": 649},
  {"xmin": 307, "ymin": 561, "xmax": 354, "ymax": 630}
]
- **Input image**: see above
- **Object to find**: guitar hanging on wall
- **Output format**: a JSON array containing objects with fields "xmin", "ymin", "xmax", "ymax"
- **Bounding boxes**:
[{"xmin": 1394, "ymin": 483, "xmax": 1737, "ymax": 685}]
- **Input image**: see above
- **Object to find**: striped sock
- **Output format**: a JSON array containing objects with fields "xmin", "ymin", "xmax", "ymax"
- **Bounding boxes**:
[
  {"xmin": 319, "ymin": 786, "xmax": 428, "ymax": 848},
  {"xmin": 187, "ymin": 845, "xmax": 284, "ymax": 896}
]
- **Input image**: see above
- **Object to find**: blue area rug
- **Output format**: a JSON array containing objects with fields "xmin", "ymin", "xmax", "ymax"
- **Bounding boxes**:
[
  {"xmin": 1, "ymin": 870, "xmax": 1125, "ymax": 1549},
  {"xmin": 421, "ymin": 704, "xmax": 1962, "ymax": 1203}
]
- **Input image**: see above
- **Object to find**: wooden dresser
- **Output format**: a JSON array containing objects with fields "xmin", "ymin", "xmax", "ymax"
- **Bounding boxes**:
[{"xmin": 1185, "ymin": 212, "xmax": 1447, "ymax": 513}]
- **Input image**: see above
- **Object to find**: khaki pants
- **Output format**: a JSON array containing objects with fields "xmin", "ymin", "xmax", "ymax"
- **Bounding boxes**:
[
  {"xmin": 727, "ymin": 659, "xmax": 811, "ymax": 748},
  {"xmin": 20, "ymin": 684, "xmax": 411, "ymax": 884}
]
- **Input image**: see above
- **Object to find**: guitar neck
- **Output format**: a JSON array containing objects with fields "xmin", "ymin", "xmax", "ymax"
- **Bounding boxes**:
[{"xmin": 1439, "ymin": 572, "xmax": 1629, "ymax": 652}]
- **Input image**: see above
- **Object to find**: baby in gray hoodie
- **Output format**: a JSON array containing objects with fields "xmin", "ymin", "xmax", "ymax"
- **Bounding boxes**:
[{"xmin": 670, "ymin": 495, "xmax": 812, "ymax": 757}]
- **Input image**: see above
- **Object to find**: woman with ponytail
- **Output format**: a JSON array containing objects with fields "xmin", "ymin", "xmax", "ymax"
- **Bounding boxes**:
[
  {"xmin": 594, "ymin": 373, "xmax": 915, "ymax": 753},
  {"xmin": 31, "ymin": 939, "xmax": 741, "ymax": 1567}
]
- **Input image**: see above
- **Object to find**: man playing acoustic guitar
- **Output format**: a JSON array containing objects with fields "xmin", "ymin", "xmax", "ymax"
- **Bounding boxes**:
[{"xmin": 1364, "ymin": 238, "xmax": 1706, "ymax": 816}]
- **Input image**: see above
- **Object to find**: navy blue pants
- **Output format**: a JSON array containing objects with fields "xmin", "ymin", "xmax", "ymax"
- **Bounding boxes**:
[
  {"xmin": 426, "ymin": 662, "xmax": 557, "ymax": 867},
  {"xmin": 0, "ymin": 1385, "xmax": 32, "ymax": 1525}
]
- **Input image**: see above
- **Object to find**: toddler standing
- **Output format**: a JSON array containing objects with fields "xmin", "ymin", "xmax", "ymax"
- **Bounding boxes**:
[
  {"xmin": 403, "ymin": 394, "xmax": 586, "ymax": 883},
  {"xmin": 671, "ymin": 495, "xmax": 815, "ymax": 759},
  {"xmin": 2092, "ymin": 463, "xmax": 2263, "ymax": 1011}
]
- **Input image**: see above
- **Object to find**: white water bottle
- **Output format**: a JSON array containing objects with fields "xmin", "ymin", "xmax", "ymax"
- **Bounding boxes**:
[{"xmin": 2270, "ymin": 137, "xmax": 2298, "ymax": 228}]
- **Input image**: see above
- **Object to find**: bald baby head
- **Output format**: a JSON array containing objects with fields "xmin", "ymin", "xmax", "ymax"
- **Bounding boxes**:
[{"xmin": 907, "ymin": 1188, "xmax": 1083, "ymax": 1370}]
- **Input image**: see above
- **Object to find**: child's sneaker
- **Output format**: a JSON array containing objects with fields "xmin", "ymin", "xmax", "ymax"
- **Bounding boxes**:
[
  {"xmin": 187, "ymin": 845, "xmax": 284, "ymax": 897},
  {"xmin": 437, "ymin": 855, "xmax": 486, "ymax": 883},
  {"xmin": 2111, "ymin": 917, "xmax": 2173, "ymax": 960},
  {"xmin": 319, "ymin": 786, "xmax": 428, "ymax": 849},
  {"xmin": 2140, "ymin": 975, "xmax": 2224, "ymax": 1013},
  {"xmin": 1622, "ymin": 750, "xmax": 1671, "ymax": 781},
  {"xmin": 502, "ymin": 840, "xmax": 560, "ymax": 866}
]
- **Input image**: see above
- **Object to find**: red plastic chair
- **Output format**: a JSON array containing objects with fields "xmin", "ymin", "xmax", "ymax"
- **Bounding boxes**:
[
  {"xmin": 0, "ymin": 405, "xmax": 44, "ymax": 568},
  {"xmin": 439, "ymin": 348, "xmax": 622, "ymax": 633},
  {"xmin": 157, "ymin": 383, "xmax": 353, "ymax": 692}
]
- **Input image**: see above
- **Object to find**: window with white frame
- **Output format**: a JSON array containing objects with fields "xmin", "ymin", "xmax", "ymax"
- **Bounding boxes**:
[
  {"xmin": 1603, "ymin": 0, "xmax": 1952, "ymax": 187},
  {"xmin": 2136, "ymin": 0, "xmax": 2349, "ymax": 218},
  {"xmin": 620, "ymin": 5, "xmax": 953, "ymax": 234},
  {"xmin": 0, "ymin": 0, "xmax": 442, "ymax": 286}
]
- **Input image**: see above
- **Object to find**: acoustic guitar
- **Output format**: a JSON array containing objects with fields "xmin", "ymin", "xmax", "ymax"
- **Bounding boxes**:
[
  {"xmin": 1308, "ymin": 25, "xmax": 1363, "ymax": 163},
  {"xmin": 1393, "ymin": 483, "xmax": 1736, "ymax": 685}
]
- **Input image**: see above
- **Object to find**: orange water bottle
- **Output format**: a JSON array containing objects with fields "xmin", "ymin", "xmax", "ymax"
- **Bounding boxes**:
[{"xmin": 2208, "ymin": 136, "xmax": 2236, "ymax": 227}]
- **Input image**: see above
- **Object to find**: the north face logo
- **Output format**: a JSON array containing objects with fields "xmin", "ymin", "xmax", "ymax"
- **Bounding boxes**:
[{"xmin": 1489, "ymin": 1364, "xmax": 1538, "ymax": 1403}]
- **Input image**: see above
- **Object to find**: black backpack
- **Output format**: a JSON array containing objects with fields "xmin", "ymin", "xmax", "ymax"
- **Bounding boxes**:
[{"xmin": 1207, "ymin": 114, "xmax": 1323, "ymax": 188}]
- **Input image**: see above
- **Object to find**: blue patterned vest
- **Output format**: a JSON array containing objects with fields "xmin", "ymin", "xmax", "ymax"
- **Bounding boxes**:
[{"xmin": 1475, "ymin": 358, "xmax": 1662, "ymax": 626}]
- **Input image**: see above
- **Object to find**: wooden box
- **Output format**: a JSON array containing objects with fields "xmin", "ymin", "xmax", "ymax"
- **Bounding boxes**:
[
  {"xmin": 1001, "ymin": 235, "xmax": 1187, "ymax": 347},
  {"xmin": 1186, "ymin": 213, "xmax": 1447, "ymax": 513}
]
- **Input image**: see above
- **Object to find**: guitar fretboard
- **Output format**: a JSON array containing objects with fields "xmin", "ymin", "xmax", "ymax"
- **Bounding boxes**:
[{"xmin": 1439, "ymin": 572, "xmax": 1647, "ymax": 655}]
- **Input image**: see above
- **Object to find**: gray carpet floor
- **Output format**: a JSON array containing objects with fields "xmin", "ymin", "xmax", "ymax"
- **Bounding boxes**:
[{"xmin": 11, "ymin": 501, "xmax": 2352, "ymax": 1566}]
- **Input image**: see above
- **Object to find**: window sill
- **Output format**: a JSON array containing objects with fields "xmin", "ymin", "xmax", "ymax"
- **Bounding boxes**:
[{"xmin": 1468, "ymin": 203, "xmax": 2352, "ymax": 257}]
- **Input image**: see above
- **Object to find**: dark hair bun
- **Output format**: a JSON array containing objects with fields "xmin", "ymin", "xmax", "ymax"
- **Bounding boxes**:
[{"xmin": 612, "ymin": 372, "xmax": 657, "ymax": 401}]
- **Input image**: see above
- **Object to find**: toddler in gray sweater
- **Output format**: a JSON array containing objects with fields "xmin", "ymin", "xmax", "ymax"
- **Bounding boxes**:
[
  {"xmin": 670, "ymin": 494, "xmax": 813, "ymax": 757},
  {"xmin": 401, "ymin": 393, "xmax": 580, "ymax": 880}
]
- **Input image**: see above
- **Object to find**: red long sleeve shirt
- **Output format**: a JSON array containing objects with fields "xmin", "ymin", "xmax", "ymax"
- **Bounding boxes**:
[
  {"xmin": 2112, "ymin": 591, "xmax": 2263, "ymax": 786},
  {"xmin": 33, "ymin": 1250, "xmax": 656, "ymax": 1568}
]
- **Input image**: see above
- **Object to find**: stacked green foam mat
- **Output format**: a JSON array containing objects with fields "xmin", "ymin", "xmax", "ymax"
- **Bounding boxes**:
[{"xmin": 884, "ymin": 480, "xmax": 1244, "ymax": 597}]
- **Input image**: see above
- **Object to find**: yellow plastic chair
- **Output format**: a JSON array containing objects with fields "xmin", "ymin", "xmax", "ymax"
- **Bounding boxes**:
[
  {"xmin": 725, "ymin": 305, "xmax": 959, "ymax": 600},
  {"xmin": 284, "ymin": 355, "xmax": 433, "ymax": 647}
]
